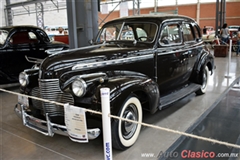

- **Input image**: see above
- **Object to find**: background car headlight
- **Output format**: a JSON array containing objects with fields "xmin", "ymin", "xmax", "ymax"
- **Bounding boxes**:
[
  {"xmin": 72, "ymin": 79, "xmax": 87, "ymax": 97},
  {"xmin": 19, "ymin": 72, "xmax": 29, "ymax": 87}
]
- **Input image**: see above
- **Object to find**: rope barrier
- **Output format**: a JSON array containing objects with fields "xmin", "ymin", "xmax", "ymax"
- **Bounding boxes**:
[{"xmin": 1, "ymin": 87, "xmax": 240, "ymax": 149}]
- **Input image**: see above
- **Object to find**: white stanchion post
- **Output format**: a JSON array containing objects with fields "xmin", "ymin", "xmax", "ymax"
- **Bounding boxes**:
[
  {"xmin": 225, "ymin": 40, "xmax": 232, "ymax": 78},
  {"xmin": 100, "ymin": 88, "xmax": 112, "ymax": 160}
]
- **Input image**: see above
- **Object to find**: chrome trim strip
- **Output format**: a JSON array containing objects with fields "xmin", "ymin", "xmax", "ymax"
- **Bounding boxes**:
[
  {"xmin": 72, "ymin": 54, "xmax": 153, "ymax": 70},
  {"xmin": 25, "ymin": 55, "xmax": 43, "ymax": 64},
  {"xmin": 78, "ymin": 72, "xmax": 107, "ymax": 79}
]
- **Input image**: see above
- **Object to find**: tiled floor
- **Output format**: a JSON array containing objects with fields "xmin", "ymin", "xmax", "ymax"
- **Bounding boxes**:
[
  {"xmin": 1, "ymin": 51, "xmax": 240, "ymax": 160},
  {"xmin": 161, "ymin": 77, "xmax": 240, "ymax": 160}
]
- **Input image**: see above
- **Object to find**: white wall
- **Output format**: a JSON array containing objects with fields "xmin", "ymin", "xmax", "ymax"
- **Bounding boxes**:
[{"xmin": 2, "ymin": 0, "xmax": 68, "ymax": 27}]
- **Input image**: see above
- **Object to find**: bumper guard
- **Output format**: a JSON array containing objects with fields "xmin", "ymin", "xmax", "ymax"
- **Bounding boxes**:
[{"xmin": 14, "ymin": 103, "xmax": 101, "ymax": 140}]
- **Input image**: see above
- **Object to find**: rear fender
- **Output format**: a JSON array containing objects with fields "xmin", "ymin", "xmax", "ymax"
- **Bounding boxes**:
[
  {"xmin": 190, "ymin": 50, "xmax": 214, "ymax": 83},
  {"xmin": 197, "ymin": 50, "xmax": 214, "ymax": 74}
]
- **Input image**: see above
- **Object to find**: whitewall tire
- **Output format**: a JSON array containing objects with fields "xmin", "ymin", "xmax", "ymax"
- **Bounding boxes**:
[
  {"xmin": 196, "ymin": 66, "xmax": 210, "ymax": 95},
  {"xmin": 112, "ymin": 95, "xmax": 142, "ymax": 150}
]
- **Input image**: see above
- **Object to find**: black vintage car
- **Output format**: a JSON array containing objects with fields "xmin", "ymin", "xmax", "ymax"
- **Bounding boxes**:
[
  {"xmin": 15, "ymin": 15, "xmax": 214, "ymax": 150},
  {"xmin": 0, "ymin": 25, "xmax": 69, "ymax": 87}
]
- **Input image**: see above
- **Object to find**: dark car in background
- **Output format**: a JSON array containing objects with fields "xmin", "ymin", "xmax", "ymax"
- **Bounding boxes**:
[
  {"xmin": 16, "ymin": 15, "xmax": 214, "ymax": 150},
  {"xmin": 0, "ymin": 25, "xmax": 69, "ymax": 87}
]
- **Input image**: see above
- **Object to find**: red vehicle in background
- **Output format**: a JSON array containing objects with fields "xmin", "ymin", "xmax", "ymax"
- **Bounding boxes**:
[
  {"xmin": 228, "ymin": 26, "xmax": 239, "ymax": 52},
  {"xmin": 202, "ymin": 26, "xmax": 216, "ymax": 48},
  {"xmin": 213, "ymin": 25, "xmax": 239, "ymax": 51}
]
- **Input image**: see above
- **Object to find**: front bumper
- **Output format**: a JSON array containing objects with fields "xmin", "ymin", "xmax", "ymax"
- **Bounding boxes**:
[{"xmin": 15, "ymin": 103, "xmax": 101, "ymax": 140}]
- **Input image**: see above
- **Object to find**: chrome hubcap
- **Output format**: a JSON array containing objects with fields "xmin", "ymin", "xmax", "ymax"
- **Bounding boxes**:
[{"xmin": 121, "ymin": 104, "xmax": 138, "ymax": 140}]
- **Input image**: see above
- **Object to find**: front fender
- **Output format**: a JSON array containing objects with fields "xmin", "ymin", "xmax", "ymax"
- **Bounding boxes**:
[{"xmin": 95, "ymin": 76, "xmax": 160, "ymax": 115}]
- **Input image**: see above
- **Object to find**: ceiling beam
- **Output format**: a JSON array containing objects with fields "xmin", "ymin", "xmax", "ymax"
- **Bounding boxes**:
[{"xmin": 5, "ymin": 0, "xmax": 49, "ymax": 8}]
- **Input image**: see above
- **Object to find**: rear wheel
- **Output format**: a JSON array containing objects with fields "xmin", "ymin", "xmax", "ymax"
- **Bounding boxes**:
[
  {"xmin": 232, "ymin": 45, "xmax": 237, "ymax": 52},
  {"xmin": 112, "ymin": 95, "xmax": 142, "ymax": 150},
  {"xmin": 196, "ymin": 66, "xmax": 210, "ymax": 95}
]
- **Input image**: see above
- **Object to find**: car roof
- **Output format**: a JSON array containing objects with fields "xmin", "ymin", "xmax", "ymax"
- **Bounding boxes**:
[
  {"xmin": 106, "ymin": 14, "xmax": 195, "ymax": 24},
  {"xmin": 0, "ymin": 25, "xmax": 43, "ymax": 31}
]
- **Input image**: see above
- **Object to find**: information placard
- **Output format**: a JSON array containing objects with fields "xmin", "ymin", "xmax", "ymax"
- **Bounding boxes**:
[{"xmin": 64, "ymin": 104, "xmax": 88, "ymax": 143}]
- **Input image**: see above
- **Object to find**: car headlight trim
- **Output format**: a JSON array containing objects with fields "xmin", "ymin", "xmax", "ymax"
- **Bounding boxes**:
[
  {"xmin": 72, "ymin": 79, "xmax": 87, "ymax": 97},
  {"xmin": 19, "ymin": 72, "xmax": 29, "ymax": 87}
]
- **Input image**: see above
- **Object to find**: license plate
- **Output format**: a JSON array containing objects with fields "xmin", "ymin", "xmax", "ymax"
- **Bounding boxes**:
[{"xmin": 18, "ymin": 95, "xmax": 29, "ymax": 107}]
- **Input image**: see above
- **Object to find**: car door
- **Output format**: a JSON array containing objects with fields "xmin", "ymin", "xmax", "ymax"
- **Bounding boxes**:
[
  {"xmin": 182, "ymin": 22, "xmax": 200, "ymax": 76},
  {"xmin": 156, "ymin": 22, "xmax": 190, "ymax": 95}
]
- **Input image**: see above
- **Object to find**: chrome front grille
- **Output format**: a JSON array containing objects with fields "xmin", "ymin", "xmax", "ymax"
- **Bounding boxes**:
[
  {"xmin": 30, "ymin": 87, "xmax": 42, "ymax": 110},
  {"xmin": 38, "ymin": 79, "xmax": 74, "ymax": 117}
]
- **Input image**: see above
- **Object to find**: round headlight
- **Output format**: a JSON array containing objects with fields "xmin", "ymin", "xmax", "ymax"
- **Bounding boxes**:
[
  {"xmin": 72, "ymin": 79, "xmax": 87, "ymax": 97},
  {"xmin": 19, "ymin": 72, "xmax": 29, "ymax": 87}
]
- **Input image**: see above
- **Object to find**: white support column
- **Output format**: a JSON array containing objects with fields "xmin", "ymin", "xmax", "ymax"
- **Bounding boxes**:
[
  {"xmin": 196, "ymin": 0, "xmax": 200, "ymax": 24},
  {"xmin": 5, "ymin": 0, "xmax": 13, "ymax": 26},
  {"xmin": 100, "ymin": 88, "xmax": 112, "ymax": 160},
  {"xmin": 154, "ymin": 0, "xmax": 158, "ymax": 13}
]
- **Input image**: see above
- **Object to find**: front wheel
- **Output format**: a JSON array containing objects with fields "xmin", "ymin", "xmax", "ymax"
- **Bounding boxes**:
[
  {"xmin": 112, "ymin": 95, "xmax": 142, "ymax": 150},
  {"xmin": 196, "ymin": 66, "xmax": 210, "ymax": 95}
]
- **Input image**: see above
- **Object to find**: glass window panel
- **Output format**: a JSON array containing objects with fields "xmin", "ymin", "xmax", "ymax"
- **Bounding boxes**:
[
  {"xmin": 182, "ymin": 23, "xmax": 195, "ymax": 41},
  {"xmin": 159, "ymin": 24, "xmax": 182, "ymax": 45}
]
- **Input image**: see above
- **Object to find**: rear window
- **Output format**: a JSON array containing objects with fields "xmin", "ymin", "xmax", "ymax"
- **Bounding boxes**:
[
  {"xmin": 182, "ymin": 23, "xmax": 195, "ymax": 42},
  {"xmin": 0, "ymin": 30, "xmax": 9, "ymax": 45}
]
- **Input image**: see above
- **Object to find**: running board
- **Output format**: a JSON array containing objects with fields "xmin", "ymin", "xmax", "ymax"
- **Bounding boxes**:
[{"xmin": 159, "ymin": 83, "xmax": 201, "ymax": 110}]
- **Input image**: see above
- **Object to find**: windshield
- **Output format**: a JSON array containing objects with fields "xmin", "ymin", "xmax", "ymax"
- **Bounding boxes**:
[
  {"xmin": 0, "ymin": 30, "xmax": 9, "ymax": 45},
  {"xmin": 96, "ymin": 22, "xmax": 158, "ymax": 43}
]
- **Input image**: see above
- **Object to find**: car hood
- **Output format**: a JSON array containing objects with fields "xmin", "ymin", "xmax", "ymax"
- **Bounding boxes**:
[{"xmin": 40, "ymin": 44, "xmax": 151, "ymax": 76}]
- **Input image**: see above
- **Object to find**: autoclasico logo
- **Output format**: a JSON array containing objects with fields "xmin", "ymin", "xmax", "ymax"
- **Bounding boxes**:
[
  {"xmin": 102, "ymin": 92, "xmax": 109, "ymax": 96},
  {"xmin": 181, "ymin": 150, "xmax": 215, "ymax": 159},
  {"xmin": 101, "ymin": 89, "xmax": 109, "ymax": 97},
  {"xmin": 157, "ymin": 150, "xmax": 216, "ymax": 159},
  {"xmin": 158, "ymin": 151, "xmax": 179, "ymax": 158}
]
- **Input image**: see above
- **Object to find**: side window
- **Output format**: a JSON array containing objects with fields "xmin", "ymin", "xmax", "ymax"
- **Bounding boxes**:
[
  {"xmin": 135, "ymin": 23, "xmax": 157, "ymax": 42},
  {"xmin": 102, "ymin": 27, "xmax": 116, "ymax": 41},
  {"xmin": 10, "ymin": 31, "xmax": 42, "ymax": 45},
  {"xmin": 99, "ymin": 24, "xmax": 122, "ymax": 42},
  {"xmin": 10, "ymin": 31, "xmax": 31, "ymax": 44},
  {"xmin": 0, "ymin": 30, "xmax": 8, "ymax": 45},
  {"xmin": 159, "ymin": 24, "xmax": 181, "ymax": 45},
  {"xmin": 193, "ymin": 25, "xmax": 200, "ymax": 40},
  {"xmin": 182, "ymin": 23, "xmax": 194, "ymax": 42},
  {"xmin": 28, "ymin": 32, "xmax": 39, "ymax": 43}
]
